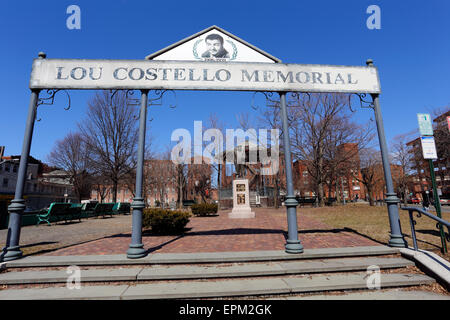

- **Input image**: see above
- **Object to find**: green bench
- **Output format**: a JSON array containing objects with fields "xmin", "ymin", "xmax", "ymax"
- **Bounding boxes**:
[
  {"xmin": 112, "ymin": 202, "xmax": 131, "ymax": 215},
  {"xmin": 36, "ymin": 202, "xmax": 129, "ymax": 225},
  {"xmin": 80, "ymin": 202, "xmax": 98, "ymax": 218},
  {"xmin": 37, "ymin": 203, "xmax": 82, "ymax": 225},
  {"xmin": 92, "ymin": 203, "xmax": 115, "ymax": 218}
]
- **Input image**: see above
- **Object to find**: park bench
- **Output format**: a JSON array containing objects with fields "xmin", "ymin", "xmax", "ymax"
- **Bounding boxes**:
[
  {"xmin": 52, "ymin": 203, "xmax": 83, "ymax": 224},
  {"xmin": 80, "ymin": 201, "xmax": 98, "ymax": 218},
  {"xmin": 325, "ymin": 197, "xmax": 337, "ymax": 206},
  {"xmin": 296, "ymin": 197, "xmax": 317, "ymax": 207},
  {"xmin": 67, "ymin": 203, "xmax": 83, "ymax": 222},
  {"xmin": 182, "ymin": 200, "xmax": 196, "ymax": 208},
  {"xmin": 112, "ymin": 202, "xmax": 131, "ymax": 215},
  {"xmin": 36, "ymin": 203, "xmax": 72, "ymax": 225},
  {"xmin": 92, "ymin": 203, "xmax": 115, "ymax": 218}
]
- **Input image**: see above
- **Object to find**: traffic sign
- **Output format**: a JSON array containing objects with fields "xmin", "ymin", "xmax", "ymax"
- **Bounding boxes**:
[
  {"xmin": 420, "ymin": 136, "xmax": 438, "ymax": 159},
  {"xmin": 417, "ymin": 113, "xmax": 433, "ymax": 136}
]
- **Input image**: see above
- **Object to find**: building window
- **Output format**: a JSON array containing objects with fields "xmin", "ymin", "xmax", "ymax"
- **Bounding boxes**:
[
  {"xmin": 5, "ymin": 164, "xmax": 10, "ymax": 172},
  {"xmin": 2, "ymin": 178, "xmax": 8, "ymax": 187},
  {"xmin": 13, "ymin": 165, "xmax": 18, "ymax": 173}
]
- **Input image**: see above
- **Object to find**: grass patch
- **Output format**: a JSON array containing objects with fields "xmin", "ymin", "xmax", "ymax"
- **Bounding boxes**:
[{"xmin": 297, "ymin": 203, "xmax": 450, "ymax": 260}]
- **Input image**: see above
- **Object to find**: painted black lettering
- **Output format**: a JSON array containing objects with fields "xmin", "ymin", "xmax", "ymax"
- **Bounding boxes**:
[
  {"xmin": 241, "ymin": 70, "xmax": 259, "ymax": 82},
  {"xmin": 276, "ymin": 71, "xmax": 293, "ymax": 83},
  {"xmin": 113, "ymin": 67, "xmax": 127, "ymax": 80},
  {"xmin": 203, "ymin": 69, "xmax": 215, "ymax": 81},
  {"xmin": 174, "ymin": 68, "xmax": 186, "ymax": 81},
  {"xmin": 295, "ymin": 72, "xmax": 310, "ymax": 83},
  {"xmin": 70, "ymin": 67, "xmax": 86, "ymax": 80},
  {"xmin": 145, "ymin": 68, "xmax": 157, "ymax": 80},
  {"xmin": 89, "ymin": 67, "xmax": 102, "ymax": 80},
  {"xmin": 215, "ymin": 69, "xmax": 231, "ymax": 82},
  {"xmin": 348, "ymin": 73, "xmax": 358, "ymax": 84},
  {"xmin": 335, "ymin": 73, "xmax": 345, "ymax": 84},
  {"xmin": 189, "ymin": 69, "xmax": 201, "ymax": 81},
  {"xmin": 312, "ymin": 72, "xmax": 323, "ymax": 84},
  {"xmin": 56, "ymin": 67, "xmax": 69, "ymax": 80}
]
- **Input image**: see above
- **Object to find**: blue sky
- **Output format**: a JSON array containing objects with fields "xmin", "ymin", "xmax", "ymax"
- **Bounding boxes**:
[{"xmin": 1, "ymin": 0, "xmax": 449, "ymax": 162}]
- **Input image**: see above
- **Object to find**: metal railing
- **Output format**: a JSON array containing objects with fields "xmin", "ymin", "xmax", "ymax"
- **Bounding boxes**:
[{"xmin": 401, "ymin": 207, "xmax": 450, "ymax": 252}]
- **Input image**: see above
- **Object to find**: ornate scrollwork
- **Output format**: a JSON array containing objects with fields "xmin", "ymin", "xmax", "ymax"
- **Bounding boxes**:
[
  {"xmin": 36, "ymin": 89, "xmax": 71, "ymax": 121},
  {"xmin": 290, "ymin": 92, "xmax": 311, "ymax": 104},
  {"xmin": 348, "ymin": 93, "xmax": 374, "ymax": 112},
  {"xmin": 125, "ymin": 90, "xmax": 140, "ymax": 106},
  {"xmin": 148, "ymin": 89, "xmax": 177, "ymax": 109},
  {"xmin": 250, "ymin": 91, "xmax": 279, "ymax": 110}
]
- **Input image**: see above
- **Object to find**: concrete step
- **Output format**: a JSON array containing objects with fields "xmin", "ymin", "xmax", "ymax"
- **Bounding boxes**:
[
  {"xmin": 280, "ymin": 289, "xmax": 450, "ymax": 300},
  {"xmin": 0, "ymin": 257, "xmax": 413, "ymax": 285},
  {"xmin": 0, "ymin": 273, "xmax": 434, "ymax": 300},
  {"xmin": 4, "ymin": 246, "xmax": 399, "ymax": 268}
]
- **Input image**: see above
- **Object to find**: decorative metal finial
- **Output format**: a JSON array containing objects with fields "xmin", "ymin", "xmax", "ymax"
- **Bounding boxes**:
[
  {"xmin": 38, "ymin": 52, "xmax": 47, "ymax": 59},
  {"xmin": 366, "ymin": 59, "xmax": 374, "ymax": 67}
]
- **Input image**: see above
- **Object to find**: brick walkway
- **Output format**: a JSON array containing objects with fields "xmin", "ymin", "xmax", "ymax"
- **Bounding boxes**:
[{"xmin": 45, "ymin": 208, "xmax": 379, "ymax": 256}]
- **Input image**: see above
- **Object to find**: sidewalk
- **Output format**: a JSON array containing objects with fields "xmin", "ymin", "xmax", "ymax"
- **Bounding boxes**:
[{"xmin": 42, "ymin": 208, "xmax": 379, "ymax": 256}]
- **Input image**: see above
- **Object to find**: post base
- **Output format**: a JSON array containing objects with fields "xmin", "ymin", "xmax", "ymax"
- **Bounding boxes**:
[
  {"xmin": 285, "ymin": 240, "xmax": 304, "ymax": 254},
  {"xmin": 126, "ymin": 244, "xmax": 147, "ymax": 259},
  {"xmin": 388, "ymin": 234, "xmax": 407, "ymax": 248},
  {"xmin": 1, "ymin": 246, "xmax": 23, "ymax": 262}
]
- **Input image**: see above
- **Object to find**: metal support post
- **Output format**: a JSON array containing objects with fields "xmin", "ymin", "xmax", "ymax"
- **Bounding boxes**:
[
  {"xmin": 279, "ymin": 92, "xmax": 303, "ymax": 254},
  {"xmin": 127, "ymin": 89, "xmax": 149, "ymax": 259}
]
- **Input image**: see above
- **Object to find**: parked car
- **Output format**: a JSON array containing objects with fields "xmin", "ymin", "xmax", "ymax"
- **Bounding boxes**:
[
  {"xmin": 440, "ymin": 198, "xmax": 450, "ymax": 206},
  {"xmin": 407, "ymin": 198, "xmax": 420, "ymax": 204}
]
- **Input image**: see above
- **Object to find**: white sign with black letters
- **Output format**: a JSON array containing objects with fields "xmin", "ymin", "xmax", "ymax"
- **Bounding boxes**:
[
  {"xmin": 420, "ymin": 136, "xmax": 438, "ymax": 159},
  {"xmin": 30, "ymin": 59, "xmax": 381, "ymax": 93}
]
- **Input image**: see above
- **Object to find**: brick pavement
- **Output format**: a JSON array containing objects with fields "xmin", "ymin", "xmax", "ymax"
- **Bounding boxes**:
[{"xmin": 45, "ymin": 208, "xmax": 379, "ymax": 256}]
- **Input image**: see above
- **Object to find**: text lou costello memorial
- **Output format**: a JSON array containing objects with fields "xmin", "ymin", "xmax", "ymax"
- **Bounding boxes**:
[{"xmin": 30, "ymin": 59, "xmax": 381, "ymax": 93}]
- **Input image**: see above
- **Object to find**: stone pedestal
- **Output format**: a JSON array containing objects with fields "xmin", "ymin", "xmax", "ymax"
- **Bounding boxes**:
[{"xmin": 229, "ymin": 179, "xmax": 255, "ymax": 219}]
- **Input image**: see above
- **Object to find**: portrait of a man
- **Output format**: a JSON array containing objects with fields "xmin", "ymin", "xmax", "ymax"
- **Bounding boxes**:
[{"xmin": 201, "ymin": 33, "xmax": 230, "ymax": 59}]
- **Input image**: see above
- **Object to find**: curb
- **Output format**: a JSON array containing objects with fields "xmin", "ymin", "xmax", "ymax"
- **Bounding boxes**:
[{"xmin": 400, "ymin": 248, "xmax": 450, "ymax": 290}]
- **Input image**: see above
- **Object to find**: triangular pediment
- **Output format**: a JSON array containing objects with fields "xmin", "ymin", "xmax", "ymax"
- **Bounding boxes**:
[{"xmin": 146, "ymin": 25, "xmax": 280, "ymax": 63}]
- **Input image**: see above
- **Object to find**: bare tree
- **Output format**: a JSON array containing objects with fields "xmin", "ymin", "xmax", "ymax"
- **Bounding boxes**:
[
  {"xmin": 323, "ymin": 115, "xmax": 375, "ymax": 204},
  {"xmin": 91, "ymin": 174, "xmax": 111, "ymax": 203},
  {"xmin": 288, "ymin": 93, "xmax": 351, "ymax": 207},
  {"xmin": 391, "ymin": 133, "xmax": 415, "ymax": 204},
  {"xmin": 47, "ymin": 132, "xmax": 91, "ymax": 202},
  {"xmin": 188, "ymin": 156, "xmax": 212, "ymax": 203},
  {"xmin": 205, "ymin": 113, "xmax": 227, "ymax": 208},
  {"xmin": 145, "ymin": 151, "xmax": 176, "ymax": 208},
  {"xmin": 176, "ymin": 163, "xmax": 187, "ymax": 208},
  {"xmin": 78, "ymin": 90, "xmax": 139, "ymax": 203},
  {"xmin": 350, "ymin": 148, "xmax": 384, "ymax": 206},
  {"xmin": 258, "ymin": 104, "xmax": 284, "ymax": 208}
]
